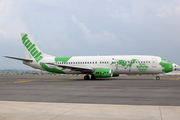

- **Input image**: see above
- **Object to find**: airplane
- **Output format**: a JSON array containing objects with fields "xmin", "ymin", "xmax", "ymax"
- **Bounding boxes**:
[{"xmin": 4, "ymin": 33, "xmax": 178, "ymax": 80}]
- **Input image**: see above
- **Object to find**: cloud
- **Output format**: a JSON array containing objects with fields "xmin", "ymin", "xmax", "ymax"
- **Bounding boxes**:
[
  {"xmin": 0, "ymin": 29, "xmax": 7, "ymax": 39},
  {"xmin": 105, "ymin": 0, "xmax": 180, "ymax": 25},
  {"xmin": 106, "ymin": 0, "xmax": 113, "ymax": 2},
  {"xmin": 157, "ymin": 1, "xmax": 180, "ymax": 18},
  {"xmin": 71, "ymin": 15, "xmax": 119, "ymax": 44},
  {"xmin": 0, "ymin": 0, "xmax": 29, "ymax": 40},
  {"xmin": 105, "ymin": 1, "xmax": 146, "ymax": 24}
]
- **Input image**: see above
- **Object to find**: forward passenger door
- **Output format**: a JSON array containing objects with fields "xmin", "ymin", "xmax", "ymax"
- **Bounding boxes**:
[{"xmin": 152, "ymin": 58, "xmax": 157, "ymax": 68}]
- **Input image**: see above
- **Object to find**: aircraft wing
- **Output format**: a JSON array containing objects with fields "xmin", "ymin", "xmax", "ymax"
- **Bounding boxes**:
[
  {"xmin": 46, "ymin": 62, "xmax": 94, "ymax": 73},
  {"xmin": 4, "ymin": 56, "xmax": 33, "ymax": 62}
]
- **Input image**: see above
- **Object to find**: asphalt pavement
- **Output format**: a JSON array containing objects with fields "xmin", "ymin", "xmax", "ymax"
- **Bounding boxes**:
[{"xmin": 0, "ymin": 74, "xmax": 180, "ymax": 106}]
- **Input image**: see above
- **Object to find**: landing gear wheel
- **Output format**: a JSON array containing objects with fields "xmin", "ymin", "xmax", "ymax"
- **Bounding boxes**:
[
  {"xmin": 91, "ymin": 75, "xmax": 96, "ymax": 80},
  {"xmin": 156, "ymin": 76, "xmax": 160, "ymax": 80},
  {"xmin": 84, "ymin": 75, "xmax": 90, "ymax": 80}
]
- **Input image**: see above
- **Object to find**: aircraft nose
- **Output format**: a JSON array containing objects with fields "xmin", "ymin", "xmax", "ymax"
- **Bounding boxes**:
[{"xmin": 173, "ymin": 63, "xmax": 178, "ymax": 71}]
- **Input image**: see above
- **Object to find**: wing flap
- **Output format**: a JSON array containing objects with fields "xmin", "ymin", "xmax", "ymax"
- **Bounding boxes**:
[{"xmin": 46, "ymin": 62, "xmax": 94, "ymax": 73}]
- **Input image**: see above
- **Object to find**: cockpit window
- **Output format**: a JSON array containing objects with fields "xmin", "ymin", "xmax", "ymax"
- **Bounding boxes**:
[{"xmin": 162, "ymin": 60, "xmax": 170, "ymax": 63}]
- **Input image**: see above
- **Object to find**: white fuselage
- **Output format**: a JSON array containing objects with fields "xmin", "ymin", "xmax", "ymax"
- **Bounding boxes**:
[{"xmin": 25, "ymin": 55, "xmax": 164, "ymax": 74}]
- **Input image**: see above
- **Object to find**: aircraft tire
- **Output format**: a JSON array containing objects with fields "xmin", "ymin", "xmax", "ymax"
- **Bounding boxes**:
[
  {"xmin": 156, "ymin": 76, "xmax": 160, "ymax": 80},
  {"xmin": 84, "ymin": 75, "xmax": 90, "ymax": 80}
]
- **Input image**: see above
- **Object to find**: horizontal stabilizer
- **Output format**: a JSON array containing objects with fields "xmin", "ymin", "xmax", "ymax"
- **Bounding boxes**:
[{"xmin": 4, "ymin": 56, "xmax": 33, "ymax": 62}]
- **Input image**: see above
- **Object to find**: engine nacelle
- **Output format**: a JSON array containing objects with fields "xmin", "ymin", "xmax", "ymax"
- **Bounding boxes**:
[{"xmin": 94, "ymin": 68, "xmax": 113, "ymax": 78}]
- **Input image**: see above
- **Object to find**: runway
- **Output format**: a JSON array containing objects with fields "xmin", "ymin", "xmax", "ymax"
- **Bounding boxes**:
[
  {"xmin": 0, "ymin": 75, "xmax": 180, "ymax": 120},
  {"xmin": 0, "ymin": 75, "xmax": 180, "ymax": 106}
]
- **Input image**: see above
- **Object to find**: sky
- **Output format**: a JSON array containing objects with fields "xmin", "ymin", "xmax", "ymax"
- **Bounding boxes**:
[{"xmin": 0, "ymin": 0, "xmax": 180, "ymax": 69}]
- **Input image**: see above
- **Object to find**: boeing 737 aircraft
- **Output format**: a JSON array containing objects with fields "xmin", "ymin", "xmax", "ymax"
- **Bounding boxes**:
[{"xmin": 5, "ymin": 33, "xmax": 178, "ymax": 80}]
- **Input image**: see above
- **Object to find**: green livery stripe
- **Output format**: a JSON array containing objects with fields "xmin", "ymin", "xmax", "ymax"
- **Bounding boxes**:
[
  {"xmin": 22, "ymin": 34, "xmax": 28, "ymax": 44},
  {"xmin": 26, "ymin": 42, "xmax": 32, "ymax": 49},
  {"xmin": 127, "ymin": 59, "xmax": 137, "ymax": 67},
  {"xmin": 40, "ymin": 62, "xmax": 66, "ymax": 74},
  {"xmin": 22, "ymin": 34, "xmax": 43, "ymax": 62},
  {"xmin": 113, "ymin": 59, "xmax": 137, "ymax": 67},
  {"xmin": 36, "ymin": 56, "xmax": 43, "ymax": 62},
  {"xmin": 32, "ymin": 50, "xmax": 38, "ymax": 57},
  {"xmin": 136, "ymin": 63, "xmax": 148, "ymax": 70},
  {"xmin": 34, "ymin": 52, "xmax": 42, "ymax": 58},
  {"xmin": 30, "ymin": 48, "xmax": 36, "ymax": 55},
  {"xmin": 24, "ymin": 40, "xmax": 30, "ymax": 46},
  {"xmin": 28, "ymin": 44, "xmax": 35, "ymax": 51},
  {"xmin": 55, "ymin": 57, "xmax": 72, "ymax": 62},
  {"xmin": 159, "ymin": 57, "xmax": 173, "ymax": 73}
]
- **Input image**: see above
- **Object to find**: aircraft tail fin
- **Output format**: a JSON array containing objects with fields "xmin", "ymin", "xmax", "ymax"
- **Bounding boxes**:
[{"xmin": 21, "ymin": 33, "xmax": 53, "ymax": 62}]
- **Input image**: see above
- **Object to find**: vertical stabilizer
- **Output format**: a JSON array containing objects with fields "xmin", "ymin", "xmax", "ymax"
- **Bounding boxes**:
[{"xmin": 21, "ymin": 33, "xmax": 53, "ymax": 62}]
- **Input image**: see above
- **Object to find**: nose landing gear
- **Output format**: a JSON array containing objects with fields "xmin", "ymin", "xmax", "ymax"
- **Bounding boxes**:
[{"xmin": 156, "ymin": 76, "xmax": 160, "ymax": 80}]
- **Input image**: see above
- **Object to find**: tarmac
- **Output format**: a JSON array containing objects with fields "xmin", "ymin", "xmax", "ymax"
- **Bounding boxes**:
[{"xmin": 0, "ymin": 74, "xmax": 180, "ymax": 120}]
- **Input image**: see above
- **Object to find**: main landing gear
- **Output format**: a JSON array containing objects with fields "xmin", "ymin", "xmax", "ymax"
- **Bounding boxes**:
[
  {"xmin": 84, "ymin": 74, "xmax": 96, "ymax": 80},
  {"xmin": 91, "ymin": 74, "xmax": 96, "ymax": 80},
  {"xmin": 84, "ymin": 75, "xmax": 89, "ymax": 80},
  {"xmin": 156, "ymin": 76, "xmax": 160, "ymax": 80}
]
